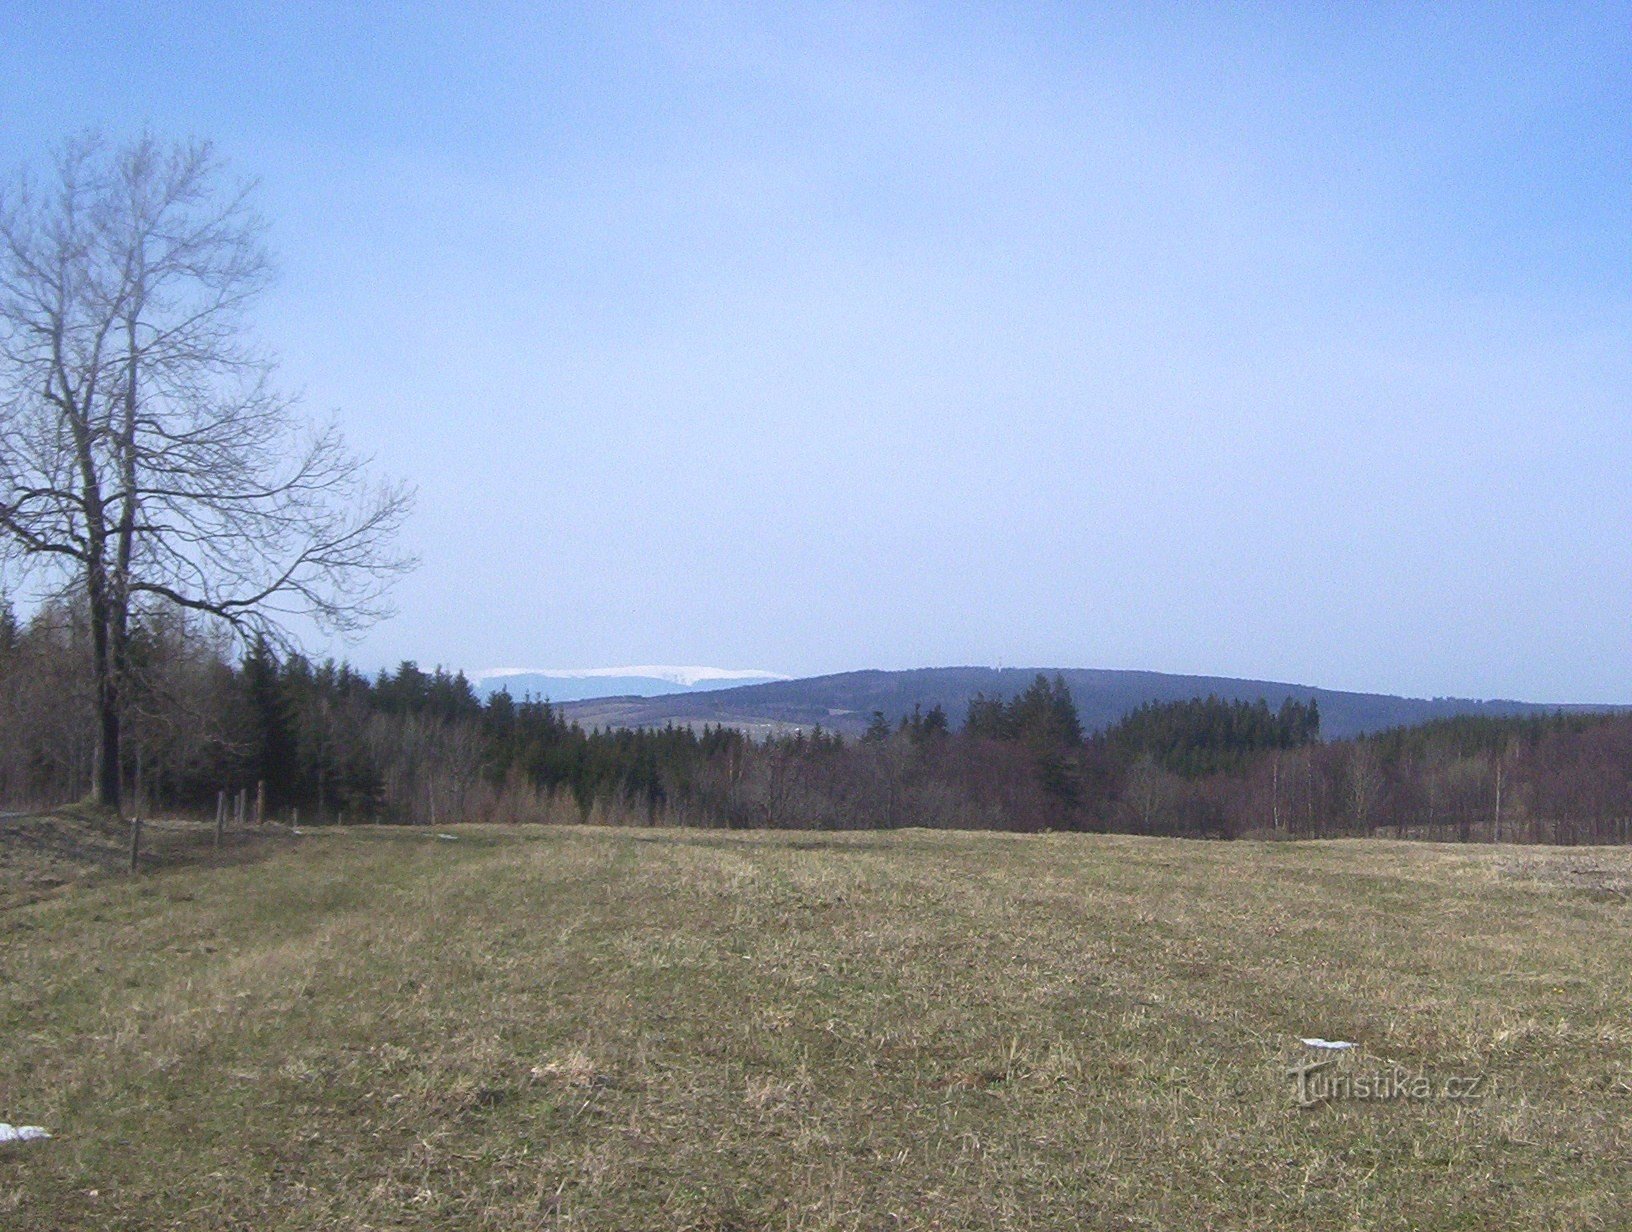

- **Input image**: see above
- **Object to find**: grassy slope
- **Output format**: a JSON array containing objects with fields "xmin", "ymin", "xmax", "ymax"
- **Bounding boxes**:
[{"xmin": 1, "ymin": 826, "xmax": 1630, "ymax": 1230}]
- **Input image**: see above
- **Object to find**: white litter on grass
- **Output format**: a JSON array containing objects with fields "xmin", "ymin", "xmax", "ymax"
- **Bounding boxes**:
[
  {"xmin": 1300, "ymin": 1038, "xmax": 1356, "ymax": 1050},
  {"xmin": 436, "ymin": 833, "xmax": 459, "ymax": 841},
  {"xmin": 0, "ymin": 1123, "xmax": 51, "ymax": 1144}
]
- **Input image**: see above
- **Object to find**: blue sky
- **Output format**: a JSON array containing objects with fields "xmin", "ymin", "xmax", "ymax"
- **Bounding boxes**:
[{"xmin": 3, "ymin": 3, "xmax": 1629, "ymax": 700}]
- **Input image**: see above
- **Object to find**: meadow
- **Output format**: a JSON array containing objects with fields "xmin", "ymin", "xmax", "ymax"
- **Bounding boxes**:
[{"xmin": 2, "ymin": 821, "xmax": 1630, "ymax": 1229}]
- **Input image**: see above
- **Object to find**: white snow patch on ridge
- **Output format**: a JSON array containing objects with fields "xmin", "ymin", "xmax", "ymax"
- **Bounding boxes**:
[{"xmin": 471, "ymin": 666, "xmax": 787, "ymax": 688}]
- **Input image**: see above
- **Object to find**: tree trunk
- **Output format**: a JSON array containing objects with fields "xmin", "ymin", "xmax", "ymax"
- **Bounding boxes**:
[
  {"xmin": 88, "ymin": 577, "xmax": 123, "ymax": 811},
  {"xmin": 95, "ymin": 703, "xmax": 121, "ymax": 808}
]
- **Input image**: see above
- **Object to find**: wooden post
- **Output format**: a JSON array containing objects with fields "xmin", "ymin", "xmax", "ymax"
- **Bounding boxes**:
[
  {"xmin": 215, "ymin": 789, "xmax": 226, "ymax": 848},
  {"xmin": 255, "ymin": 780, "xmax": 265, "ymax": 826},
  {"xmin": 236, "ymin": 788, "xmax": 246, "ymax": 828},
  {"xmin": 129, "ymin": 752, "xmax": 143, "ymax": 874},
  {"xmin": 292, "ymin": 807, "xmax": 299, "ymax": 828}
]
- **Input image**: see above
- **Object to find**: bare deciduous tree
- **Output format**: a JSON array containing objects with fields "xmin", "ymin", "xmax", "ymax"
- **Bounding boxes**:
[
  {"xmin": 1345, "ymin": 738, "xmax": 1383, "ymax": 833},
  {"xmin": 0, "ymin": 134, "xmax": 414, "ymax": 810}
]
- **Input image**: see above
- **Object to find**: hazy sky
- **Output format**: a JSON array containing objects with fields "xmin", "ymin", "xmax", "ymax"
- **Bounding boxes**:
[{"xmin": 3, "ymin": 3, "xmax": 1629, "ymax": 701}]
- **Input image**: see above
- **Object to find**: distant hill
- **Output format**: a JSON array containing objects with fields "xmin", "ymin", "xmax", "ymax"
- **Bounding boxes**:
[
  {"xmin": 471, "ymin": 666, "xmax": 785, "ymax": 704},
  {"xmin": 555, "ymin": 666, "xmax": 1626, "ymax": 740}
]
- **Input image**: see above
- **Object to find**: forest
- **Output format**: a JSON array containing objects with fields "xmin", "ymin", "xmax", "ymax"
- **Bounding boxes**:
[{"xmin": 3, "ymin": 597, "xmax": 1630, "ymax": 844}]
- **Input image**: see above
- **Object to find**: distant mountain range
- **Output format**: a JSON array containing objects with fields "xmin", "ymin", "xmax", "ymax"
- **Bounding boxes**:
[
  {"xmin": 470, "ymin": 666, "xmax": 785, "ymax": 704},
  {"xmin": 549, "ymin": 666, "xmax": 1627, "ymax": 740}
]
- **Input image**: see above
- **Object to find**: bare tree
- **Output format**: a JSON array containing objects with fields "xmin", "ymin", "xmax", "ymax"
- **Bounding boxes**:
[
  {"xmin": 1345, "ymin": 739, "xmax": 1383, "ymax": 834},
  {"xmin": 0, "ymin": 134, "xmax": 413, "ymax": 810},
  {"xmin": 1124, "ymin": 752, "xmax": 1174, "ymax": 835}
]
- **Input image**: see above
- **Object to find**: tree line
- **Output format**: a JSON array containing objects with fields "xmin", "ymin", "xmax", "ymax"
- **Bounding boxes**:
[
  {"xmin": 4, "ymin": 611, "xmax": 1630, "ymax": 845},
  {"xmin": 6, "ymin": 135, "xmax": 1622, "ymax": 850}
]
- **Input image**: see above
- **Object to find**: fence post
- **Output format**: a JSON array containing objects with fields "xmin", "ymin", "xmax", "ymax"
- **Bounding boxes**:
[
  {"xmin": 215, "ymin": 789, "xmax": 226, "ymax": 848},
  {"xmin": 255, "ymin": 780, "xmax": 265, "ymax": 826},
  {"xmin": 128, "ymin": 759, "xmax": 143, "ymax": 874}
]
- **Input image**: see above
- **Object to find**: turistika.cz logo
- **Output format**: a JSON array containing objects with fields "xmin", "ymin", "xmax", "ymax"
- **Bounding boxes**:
[{"xmin": 1287, "ymin": 1056, "xmax": 1486, "ymax": 1107}]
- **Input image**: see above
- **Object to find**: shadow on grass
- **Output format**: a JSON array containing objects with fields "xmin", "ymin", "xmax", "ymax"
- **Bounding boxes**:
[{"xmin": 0, "ymin": 810, "xmax": 299, "ymax": 909}]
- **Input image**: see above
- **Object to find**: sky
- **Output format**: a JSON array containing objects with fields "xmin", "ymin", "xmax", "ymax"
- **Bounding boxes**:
[{"xmin": 2, "ymin": 2, "xmax": 1629, "ymax": 701}]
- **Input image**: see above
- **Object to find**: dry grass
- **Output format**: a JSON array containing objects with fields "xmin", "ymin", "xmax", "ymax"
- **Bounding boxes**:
[
  {"xmin": 2, "ymin": 825, "xmax": 1631, "ymax": 1229},
  {"xmin": 0, "ymin": 807, "xmax": 294, "ymax": 910}
]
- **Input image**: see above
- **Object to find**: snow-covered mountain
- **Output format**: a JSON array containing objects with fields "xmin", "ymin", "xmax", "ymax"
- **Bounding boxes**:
[{"xmin": 469, "ymin": 666, "xmax": 786, "ymax": 703}]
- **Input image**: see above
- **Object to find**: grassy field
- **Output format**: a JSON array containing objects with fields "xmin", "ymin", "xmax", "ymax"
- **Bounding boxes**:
[{"xmin": 2, "ymin": 822, "xmax": 1631, "ymax": 1229}]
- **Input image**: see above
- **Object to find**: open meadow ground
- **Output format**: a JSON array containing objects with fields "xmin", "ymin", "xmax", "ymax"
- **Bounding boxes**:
[{"xmin": 2, "ymin": 823, "xmax": 1632, "ymax": 1230}]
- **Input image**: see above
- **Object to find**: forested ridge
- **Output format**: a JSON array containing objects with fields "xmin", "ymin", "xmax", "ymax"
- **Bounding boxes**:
[{"xmin": 4, "ymin": 598, "xmax": 1630, "ymax": 843}]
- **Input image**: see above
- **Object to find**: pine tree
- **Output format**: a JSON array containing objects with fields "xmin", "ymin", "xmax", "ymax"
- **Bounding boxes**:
[
  {"xmin": 241, "ymin": 635, "xmax": 299, "ymax": 811},
  {"xmin": 862, "ymin": 710, "xmax": 893, "ymax": 744},
  {"xmin": 0, "ymin": 596, "xmax": 17, "ymax": 658}
]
